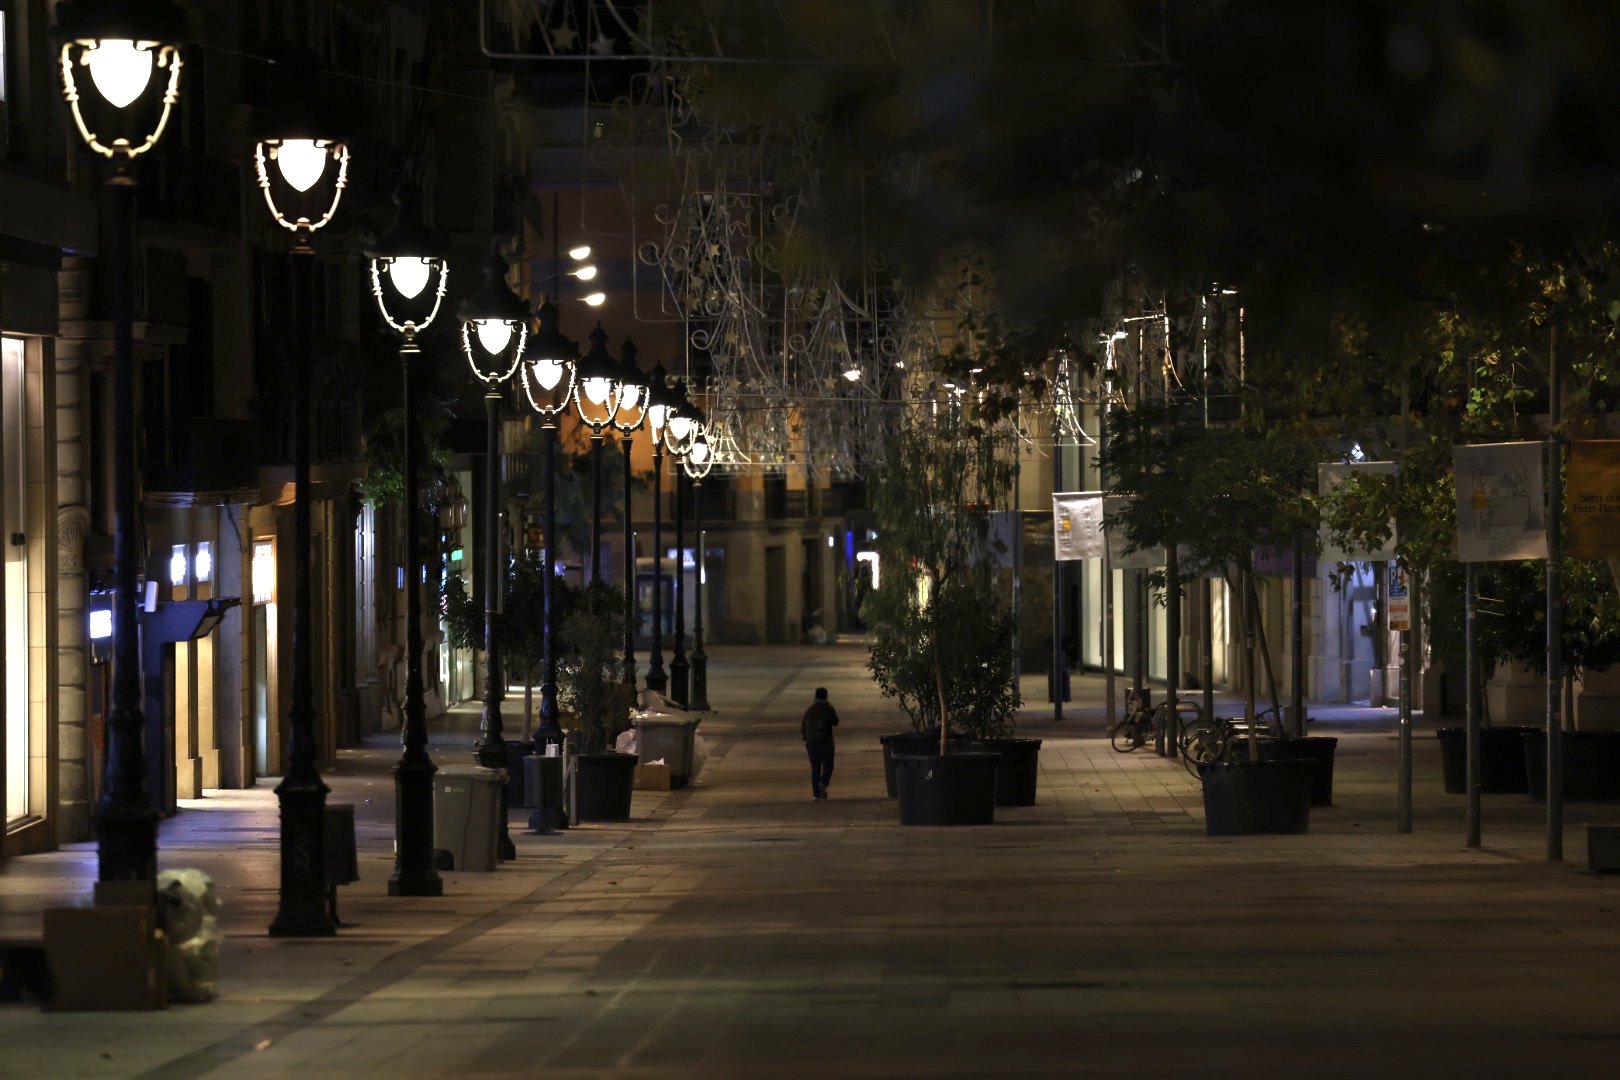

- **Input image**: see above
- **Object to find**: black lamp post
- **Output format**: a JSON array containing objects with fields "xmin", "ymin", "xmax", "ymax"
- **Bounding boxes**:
[
  {"xmin": 573, "ymin": 325, "xmax": 622, "ymax": 584},
  {"xmin": 611, "ymin": 341, "xmax": 649, "ymax": 686},
  {"xmin": 683, "ymin": 425, "xmax": 714, "ymax": 711},
  {"xmin": 55, "ymin": 0, "xmax": 186, "ymax": 884},
  {"xmin": 665, "ymin": 381, "xmax": 697, "ymax": 708},
  {"xmin": 458, "ymin": 249, "xmax": 530, "ymax": 864},
  {"xmin": 253, "ymin": 81, "xmax": 351, "ymax": 936},
  {"xmin": 366, "ymin": 188, "xmax": 450, "ymax": 898},
  {"xmin": 642, "ymin": 364, "xmax": 675, "ymax": 694},
  {"xmin": 519, "ymin": 301, "xmax": 578, "ymax": 747}
]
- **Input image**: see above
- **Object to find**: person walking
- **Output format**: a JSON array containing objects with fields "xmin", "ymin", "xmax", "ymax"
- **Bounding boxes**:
[{"xmin": 801, "ymin": 687, "xmax": 839, "ymax": 800}]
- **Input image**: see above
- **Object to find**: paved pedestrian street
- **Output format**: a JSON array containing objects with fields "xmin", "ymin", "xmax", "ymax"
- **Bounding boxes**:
[{"xmin": 5, "ymin": 643, "xmax": 1620, "ymax": 1079}]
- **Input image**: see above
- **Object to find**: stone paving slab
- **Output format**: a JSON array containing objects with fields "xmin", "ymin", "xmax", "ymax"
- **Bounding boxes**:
[{"xmin": 4, "ymin": 644, "xmax": 1620, "ymax": 1078}]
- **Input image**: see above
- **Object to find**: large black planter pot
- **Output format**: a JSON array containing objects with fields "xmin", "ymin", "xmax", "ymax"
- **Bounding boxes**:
[
  {"xmin": 1261, "ymin": 737, "xmax": 1337, "ymax": 807},
  {"xmin": 894, "ymin": 753, "xmax": 999, "ymax": 826},
  {"xmin": 1522, "ymin": 731, "xmax": 1620, "ymax": 801},
  {"xmin": 1198, "ymin": 760, "xmax": 1312, "ymax": 836},
  {"xmin": 1436, "ymin": 726, "xmax": 1537, "ymax": 794},
  {"xmin": 880, "ymin": 732, "xmax": 943, "ymax": 798},
  {"xmin": 575, "ymin": 752, "xmax": 638, "ymax": 822},
  {"xmin": 959, "ymin": 738, "xmax": 1042, "ymax": 806}
]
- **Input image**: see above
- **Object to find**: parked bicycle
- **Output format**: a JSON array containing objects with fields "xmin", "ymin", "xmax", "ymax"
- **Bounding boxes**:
[
  {"xmin": 1110, "ymin": 691, "xmax": 1205, "ymax": 756},
  {"xmin": 1178, "ymin": 705, "xmax": 1285, "ymax": 778}
]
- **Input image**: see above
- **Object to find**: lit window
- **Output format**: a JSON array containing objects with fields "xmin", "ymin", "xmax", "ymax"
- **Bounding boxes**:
[
  {"xmin": 169, "ymin": 544, "xmax": 188, "ymax": 586},
  {"xmin": 193, "ymin": 541, "xmax": 213, "ymax": 583},
  {"xmin": 89, "ymin": 608, "xmax": 112, "ymax": 641},
  {"xmin": 252, "ymin": 540, "xmax": 275, "ymax": 603}
]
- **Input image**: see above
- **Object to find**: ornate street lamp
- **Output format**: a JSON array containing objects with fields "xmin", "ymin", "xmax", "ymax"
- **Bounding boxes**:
[
  {"xmin": 56, "ymin": 0, "xmax": 184, "ymax": 171},
  {"xmin": 55, "ymin": 0, "xmax": 186, "ymax": 884},
  {"xmin": 366, "ymin": 187, "xmax": 449, "ymax": 898},
  {"xmin": 682, "ymin": 423, "xmax": 714, "ymax": 711},
  {"xmin": 518, "ymin": 300, "xmax": 577, "ymax": 748},
  {"xmin": 612, "ymin": 341, "xmax": 649, "ymax": 687},
  {"xmin": 665, "ymin": 381, "xmax": 698, "ymax": 708},
  {"xmin": 458, "ymin": 249, "xmax": 530, "ymax": 865},
  {"xmin": 642, "ymin": 363, "xmax": 675, "ymax": 694},
  {"xmin": 254, "ymin": 82, "xmax": 350, "ymax": 937},
  {"xmin": 573, "ymin": 325, "xmax": 622, "ymax": 584}
]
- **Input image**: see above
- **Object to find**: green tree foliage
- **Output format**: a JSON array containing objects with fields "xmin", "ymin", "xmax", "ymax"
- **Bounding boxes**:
[
  {"xmin": 556, "ymin": 580, "xmax": 630, "ymax": 755},
  {"xmin": 1100, "ymin": 405, "xmax": 1321, "ymax": 580},
  {"xmin": 442, "ymin": 547, "xmax": 550, "ymax": 737},
  {"xmin": 863, "ymin": 408, "xmax": 1021, "ymax": 747}
]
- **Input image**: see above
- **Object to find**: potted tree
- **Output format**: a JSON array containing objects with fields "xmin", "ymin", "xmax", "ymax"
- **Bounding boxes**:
[
  {"xmin": 865, "ymin": 403, "xmax": 1026, "ymax": 824},
  {"xmin": 557, "ymin": 579, "xmax": 638, "ymax": 821},
  {"xmin": 444, "ymin": 547, "xmax": 550, "ymax": 795},
  {"xmin": 1104, "ymin": 403, "xmax": 1323, "ymax": 834}
]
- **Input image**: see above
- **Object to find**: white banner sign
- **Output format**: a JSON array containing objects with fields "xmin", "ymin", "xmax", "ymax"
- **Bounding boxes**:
[
  {"xmin": 1102, "ymin": 495, "xmax": 1167, "ymax": 568},
  {"xmin": 1318, "ymin": 461, "xmax": 1398, "ymax": 563},
  {"xmin": 1455, "ymin": 442, "xmax": 1547, "ymax": 562},
  {"xmin": 1052, "ymin": 492, "xmax": 1104, "ymax": 562}
]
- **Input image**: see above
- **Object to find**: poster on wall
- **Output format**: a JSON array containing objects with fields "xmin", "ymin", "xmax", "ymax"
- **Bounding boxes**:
[
  {"xmin": 1318, "ymin": 461, "xmax": 1398, "ymax": 564},
  {"xmin": 1566, "ymin": 440, "xmax": 1620, "ymax": 558},
  {"xmin": 1052, "ymin": 492, "xmax": 1103, "ymax": 562},
  {"xmin": 1454, "ymin": 442, "xmax": 1547, "ymax": 562}
]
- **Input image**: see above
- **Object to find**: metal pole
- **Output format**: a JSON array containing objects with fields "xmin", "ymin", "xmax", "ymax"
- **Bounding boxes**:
[
  {"xmin": 270, "ymin": 238, "xmax": 336, "ymax": 933},
  {"xmin": 1291, "ymin": 532, "xmax": 1305, "ymax": 737},
  {"xmin": 97, "ymin": 176, "xmax": 158, "ymax": 883},
  {"xmin": 1165, "ymin": 552, "xmax": 1181, "ymax": 756},
  {"xmin": 1465, "ymin": 560, "xmax": 1480, "ymax": 846},
  {"xmin": 1547, "ymin": 325, "xmax": 1563, "ymax": 862},
  {"xmin": 1202, "ymin": 578, "xmax": 1215, "ymax": 725},
  {"xmin": 389, "ymin": 334, "xmax": 442, "ymax": 897},
  {"xmin": 590, "ymin": 434, "xmax": 604, "ymax": 583},
  {"xmin": 622, "ymin": 436, "xmax": 636, "ymax": 686},
  {"xmin": 537, "ymin": 423, "xmax": 561, "ymax": 743},
  {"xmin": 1052, "ymin": 429, "xmax": 1064, "ymax": 720},
  {"xmin": 646, "ymin": 443, "xmax": 667, "ymax": 692},
  {"xmin": 1397, "ymin": 378, "xmax": 1412, "ymax": 834},
  {"xmin": 670, "ymin": 459, "xmax": 690, "ymax": 706},
  {"xmin": 1103, "ymin": 546, "xmax": 1116, "ymax": 727},
  {"xmin": 1398, "ymin": 606, "xmax": 1413, "ymax": 834},
  {"xmin": 690, "ymin": 481, "xmax": 710, "ymax": 710},
  {"xmin": 473, "ymin": 389, "xmax": 515, "ymax": 861}
]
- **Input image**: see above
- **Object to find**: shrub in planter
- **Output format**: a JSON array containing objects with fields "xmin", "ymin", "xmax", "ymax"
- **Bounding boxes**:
[
  {"xmin": 1199, "ymin": 759, "xmax": 1312, "ymax": 835},
  {"xmin": 863, "ymin": 418, "xmax": 1025, "ymax": 821},
  {"xmin": 1435, "ymin": 725, "xmax": 1537, "ymax": 794},
  {"xmin": 1522, "ymin": 730, "xmax": 1620, "ymax": 802},
  {"xmin": 1229, "ymin": 735, "xmax": 1338, "ymax": 806},
  {"xmin": 958, "ymin": 737, "xmax": 1043, "ymax": 806},
  {"xmin": 894, "ymin": 752, "xmax": 1000, "ymax": 826},
  {"xmin": 558, "ymin": 580, "xmax": 637, "ymax": 819}
]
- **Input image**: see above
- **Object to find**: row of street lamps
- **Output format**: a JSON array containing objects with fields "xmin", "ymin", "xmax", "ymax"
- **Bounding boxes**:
[{"xmin": 54, "ymin": 0, "xmax": 713, "ymax": 934}]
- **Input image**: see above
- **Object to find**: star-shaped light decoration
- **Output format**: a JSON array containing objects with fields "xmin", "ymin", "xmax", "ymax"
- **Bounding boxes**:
[
  {"xmin": 551, "ymin": 24, "xmax": 578, "ymax": 51},
  {"xmin": 591, "ymin": 33, "xmax": 615, "ymax": 56}
]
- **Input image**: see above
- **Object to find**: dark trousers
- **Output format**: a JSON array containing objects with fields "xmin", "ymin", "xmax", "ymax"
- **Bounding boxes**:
[{"xmin": 806, "ymin": 741, "xmax": 835, "ymax": 794}]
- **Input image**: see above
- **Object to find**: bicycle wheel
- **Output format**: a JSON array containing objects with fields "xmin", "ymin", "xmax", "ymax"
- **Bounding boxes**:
[
  {"xmin": 1110, "ymin": 716, "xmax": 1148, "ymax": 752},
  {"xmin": 1181, "ymin": 724, "xmax": 1227, "ymax": 778}
]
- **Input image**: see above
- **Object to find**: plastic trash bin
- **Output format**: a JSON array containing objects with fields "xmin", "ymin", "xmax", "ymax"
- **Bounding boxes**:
[
  {"xmin": 433, "ymin": 764, "xmax": 503, "ymax": 871},
  {"xmin": 633, "ymin": 716, "xmax": 700, "ymax": 787}
]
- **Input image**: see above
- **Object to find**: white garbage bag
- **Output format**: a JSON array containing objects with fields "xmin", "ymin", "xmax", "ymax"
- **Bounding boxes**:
[
  {"xmin": 615, "ymin": 729, "xmax": 638, "ymax": 756},
  {"xmin": 156, "ymin": 868, "xmax": 221, "ymax": 1003}
]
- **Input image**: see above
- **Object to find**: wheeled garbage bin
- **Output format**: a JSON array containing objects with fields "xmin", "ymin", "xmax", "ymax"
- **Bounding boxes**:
[
  {"xmin": 632, "ymin": 716, "xmax": 700, "ymax": 787},
  {"xmin": 432, "ymin": 764, "xmax": 503, "ymax": 871}
]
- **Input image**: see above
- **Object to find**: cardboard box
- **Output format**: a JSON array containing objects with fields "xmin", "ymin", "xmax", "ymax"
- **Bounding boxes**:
[
  {"xmin": 635, "ymin": 762, "xmax": 672, "ymax": 791},
  {"xmin": 44, "ymin": 907, "xmax": 167, "ymax": 1011}
]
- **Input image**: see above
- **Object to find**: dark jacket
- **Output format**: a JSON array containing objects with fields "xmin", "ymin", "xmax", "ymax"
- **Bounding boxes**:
[{"xmin": 801, "ymin": 699, "xmax": 839, "ymax": 744}]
